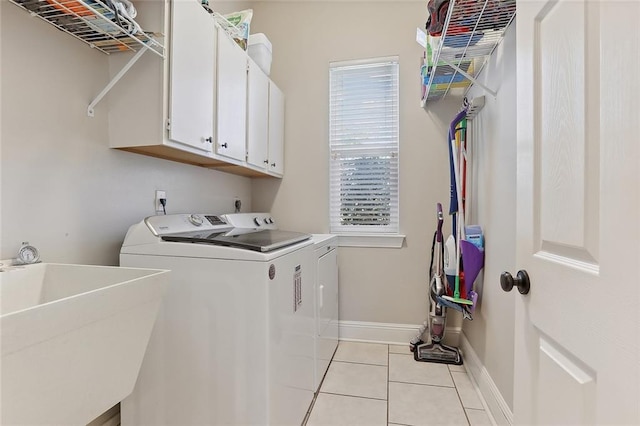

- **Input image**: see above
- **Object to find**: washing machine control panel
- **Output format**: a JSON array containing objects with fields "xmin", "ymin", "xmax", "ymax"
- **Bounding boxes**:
[
  {"xmin": 145, "ymin": 214, "xmax": 232, "ymax": 236},
  {"xmin": 223, "ymin": 213, "xmax": 277, "ymax": 230}
]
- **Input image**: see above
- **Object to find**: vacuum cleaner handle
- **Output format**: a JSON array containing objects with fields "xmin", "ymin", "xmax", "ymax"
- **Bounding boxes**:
[{"xmin": 436, "ymin": 203, "xmax": 444, "ymax": 243}]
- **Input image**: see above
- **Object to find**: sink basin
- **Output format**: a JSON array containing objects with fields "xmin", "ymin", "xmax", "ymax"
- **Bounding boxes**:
[{"xmin": 0, "ymin": 263, "xmax": 169, "ymax": 425}]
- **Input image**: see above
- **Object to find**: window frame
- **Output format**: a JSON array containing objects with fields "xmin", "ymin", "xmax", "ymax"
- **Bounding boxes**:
[{"xmin": 328, "ymin": 56, "xmax": 404, "ymax": 247}]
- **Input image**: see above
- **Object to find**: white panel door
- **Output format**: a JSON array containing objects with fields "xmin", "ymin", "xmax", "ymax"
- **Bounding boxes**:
[
  {"xmin": 246, "ymin": 59, "xmax": 269, "ymax": 169},
  {"xmin": 168, "ymin": 0, "xmax": 215, "ymax": 153},
  {"xmin": 216, "ymin": 28, "xmax": 247, "ymax": 162},
  {"xmin": 514, "ymin": 1, "xmax": 639, "ymax": 424},
  {"xmin": 268, "ymin": 82, "xmax": 285, "ymax": 176}
]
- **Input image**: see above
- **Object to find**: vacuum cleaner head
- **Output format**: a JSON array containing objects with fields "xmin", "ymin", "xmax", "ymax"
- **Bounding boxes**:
[{"xmin": 414, "ymin": 342, "xmax": 463, "ymax": 365}]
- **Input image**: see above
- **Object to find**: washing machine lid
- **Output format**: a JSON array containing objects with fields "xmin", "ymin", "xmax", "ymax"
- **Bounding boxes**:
[{"xmin": 161, "ymin": 229, "xmax": 311, "ymax": 252}]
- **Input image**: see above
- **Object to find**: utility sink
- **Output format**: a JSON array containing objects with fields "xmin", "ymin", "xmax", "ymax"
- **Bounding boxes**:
[{"xmin": 0, "ymin": 263, "xmax": 169, "ymax": 425}]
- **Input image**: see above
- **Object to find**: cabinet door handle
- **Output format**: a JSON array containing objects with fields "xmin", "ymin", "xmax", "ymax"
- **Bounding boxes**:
[
  {"xmin": 263, "ymin": 159, "xmax": 269, "ymax": 164},
  {"xmin": 205, "ymin": 137, "xmax": 212, "ymax": 143},
  {"xmin": 220, "ymin": 143, "xmax": 228, "ymax": 148},
  {"xmin": 271, "ymin": 162, "xmax": 276, "ymax": 167}
]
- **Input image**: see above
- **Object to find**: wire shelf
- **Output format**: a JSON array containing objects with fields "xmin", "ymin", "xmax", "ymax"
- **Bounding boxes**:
[
  {"xmin": 9, "ymin": 0, "xmax": 164, "ymax": 57},
  {"xmin": 421, "ymin": 0, "xmax": 516, "ymax": 104}
]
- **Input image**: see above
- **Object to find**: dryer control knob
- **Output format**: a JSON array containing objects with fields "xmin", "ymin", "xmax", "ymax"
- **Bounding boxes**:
[
  {"xmin": 188, "ymin": 214, "xmax": 204, "ymax": 226},
  {"xmin": 253, "ymin": 217, "xmax": 261, "ymax": 226}
]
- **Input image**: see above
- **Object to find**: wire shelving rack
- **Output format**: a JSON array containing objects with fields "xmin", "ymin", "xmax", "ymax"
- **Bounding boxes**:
[
  {"xmin": 8, "ymin": 0, "xmax": 165, "ymax": 56},
  {"xmin": 421, "ymin": 0, "xmax": 516, "ymax": 105}
]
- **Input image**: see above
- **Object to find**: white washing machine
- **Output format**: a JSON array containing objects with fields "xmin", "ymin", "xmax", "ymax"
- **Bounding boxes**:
[
  {"xmin": 119, "ymin": 213, "xmax": 315, "ymax": 426},
  {"xmin": 310, "ymin": 234, "xmax": 339, "ymax": 391}
]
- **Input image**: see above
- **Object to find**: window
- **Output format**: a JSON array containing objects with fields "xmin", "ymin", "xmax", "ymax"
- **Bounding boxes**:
[{"xmin": 329, "ymin": 57, "xmax": 399, "ymax": 235}]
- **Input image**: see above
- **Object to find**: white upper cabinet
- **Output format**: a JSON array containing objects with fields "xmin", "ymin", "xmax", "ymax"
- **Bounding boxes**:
[
  {"xmin": 168, "ymin": 0, "xmax": 216, "ymax": 153},
  {"xmin": 216, "ymin": 27, "xmax": 248, "ymax": 162},
  {"xmin": 268, "ymin": 82, "xmax": 285, "ymax": 177},
  {"xmin": 247, "ymin": 67, "xmax": 286, "ymax": 177},
  {"xmin": 107, "ymin": 0, "xmax": 284, "ymax": 178},
  {"xmin": 247, "ymin": 59, "xmax": 270, "ymax": 169}
]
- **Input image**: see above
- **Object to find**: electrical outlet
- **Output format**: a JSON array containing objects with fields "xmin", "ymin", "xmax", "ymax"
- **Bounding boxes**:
[{"xmin": 155, "ymin": 190, "xmax": 166, "ymax": 214}]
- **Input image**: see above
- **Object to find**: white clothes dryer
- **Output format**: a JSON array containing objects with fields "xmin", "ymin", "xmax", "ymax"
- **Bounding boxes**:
[
  {"xmin": 120, "ymin": 213, "xmax": 315, "ymax": 426},
  {"xmin": 310, "ymin": 234, "xmax": 339, "ymax": 391}
]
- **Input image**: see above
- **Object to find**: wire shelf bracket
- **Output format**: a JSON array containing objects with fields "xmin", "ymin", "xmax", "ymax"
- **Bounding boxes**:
[
  {"xmin": 464, "ymin": 95, "xmax": 486, "ymax": 120},
  {"xmin": 87, "ymin": 45, "xmax": 149, "ymax": 117},
  {"xmin": 440, "ymin": 59, "xmax": 497, "ymax": 98},
  {"xmin": 8, "ymin": 0, "xmax": 166, "ymax": 117}
]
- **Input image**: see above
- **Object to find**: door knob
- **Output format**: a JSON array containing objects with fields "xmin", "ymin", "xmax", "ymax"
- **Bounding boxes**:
[{"xmin": 500, "ymin": 270, "xmax": 530, "ymax": 295}]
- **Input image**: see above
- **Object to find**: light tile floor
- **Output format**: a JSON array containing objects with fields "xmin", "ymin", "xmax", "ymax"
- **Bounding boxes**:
[{"xmin": 304, "ymin": 341, "xmax": 494, "ymax": 426}]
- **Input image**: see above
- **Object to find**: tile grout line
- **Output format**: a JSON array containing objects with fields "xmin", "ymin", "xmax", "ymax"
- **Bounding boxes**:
[
  {"xmin": 449, "ymin": 367, "xmax": 472, "ymax": 426},
  {"xmin": 458, "ymin": 361, "xmax": 498, "ymax": 425},
  {"xmin": 317, "ymin": 391, "xmax": 388, "ymax": 402},
  {"xmin": 303, "ymin": 344, "xmax": 339, "ymax": 425},
  {"xmin": 387, "ymin": 379, "xmax": 456, "ymax": 389},
  {"xmin": 331, "ymin": 359, "xmax": 388, "ymax": 367},
  {"xmin": 307, "ymin": 343, "xmax": 391, "ymax": 424}
]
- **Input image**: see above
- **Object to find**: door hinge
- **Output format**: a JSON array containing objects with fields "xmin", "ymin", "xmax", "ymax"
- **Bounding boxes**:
[{"xmin": 166, "ymin": 119, "xmax": 171, "ymax": 131}]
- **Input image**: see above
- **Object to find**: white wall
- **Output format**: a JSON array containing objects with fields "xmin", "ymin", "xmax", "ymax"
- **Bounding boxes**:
[
  {"xmin": 464, "ymin": 23, "xmax": 517, "ymax": 411},
  {"xmin": 245, "ymin": 1, "xmax": 462, "ymax": 327},
  {"xmin": 0, "ymin": 1, "xmax": 252, "ymax": 266}
]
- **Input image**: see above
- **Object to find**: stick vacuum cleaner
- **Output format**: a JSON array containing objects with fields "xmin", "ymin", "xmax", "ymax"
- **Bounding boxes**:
[{"xmin": 414, "ymin": 203, "xmax": 463, "ymax": 365}]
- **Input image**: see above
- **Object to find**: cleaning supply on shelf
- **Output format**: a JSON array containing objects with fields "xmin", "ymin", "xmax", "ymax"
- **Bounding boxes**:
[
  {"xmin": 460, "ymin": 239, "xmax": 483, "ymax": 297},
  {"xmin": 443, "ymin": 234, "xmax": 456, "ymax": 294},
  {"xmin": 248, "ymin": 33, "xmax": 272, "ymax": 75},
  {"xmin": 425, "ymin": 0, "xmax": 450, "ymax": 36},
  {"xmin": 223, "ymin": 9, "xmax": 253, "ymax": 50},
  {"xmin": 465, "ymin": 225, "xmax": 484, "ymax": 249}
]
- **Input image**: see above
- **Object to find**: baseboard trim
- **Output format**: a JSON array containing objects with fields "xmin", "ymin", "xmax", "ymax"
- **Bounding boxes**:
[
  {"xmin": 338, "ymin": 320, "xmax": 461, "ymax": 347},
  {"xmin": 460, "ymin": 332, "xmax": 514, "ymax": 425}
]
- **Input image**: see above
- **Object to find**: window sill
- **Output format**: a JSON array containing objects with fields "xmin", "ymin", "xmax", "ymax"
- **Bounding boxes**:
[{"xmin": 336, "ymin": 234, "xmax": 406, "ymax": 248}]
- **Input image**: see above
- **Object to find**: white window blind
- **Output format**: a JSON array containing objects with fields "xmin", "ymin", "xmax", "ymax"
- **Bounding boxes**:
[{"xmin": 329, "ymin": 58, "xmax": 399, "ymax": 234}]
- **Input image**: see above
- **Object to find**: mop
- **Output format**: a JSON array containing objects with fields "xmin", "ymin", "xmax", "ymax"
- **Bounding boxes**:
[
  {"xmin": 414, "ymin": 203, "xmax": 463, "ymax": 365},
  {"xmin": 442, "ymin": 112, "xmax": 473, "ymax": 306},
  {"xmin": 443, "ymin": 111, "xmax": 485, "ymax": 310}
]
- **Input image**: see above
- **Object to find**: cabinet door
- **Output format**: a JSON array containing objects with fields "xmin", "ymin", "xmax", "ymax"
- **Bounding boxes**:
[
  {"xmin": 216, "ymin": 28, "xmax": 247, "ymax": 162},
  {"xmin": 169, "ymin": 0, "xmax": 215, "ymax": 153},
  {"xmin": 246, "ymin": 60, "xmax": 270, "ymax": 169},
  {"xmin": 268, "ymin": 82, "xmax": 285, "ymax": 176}
]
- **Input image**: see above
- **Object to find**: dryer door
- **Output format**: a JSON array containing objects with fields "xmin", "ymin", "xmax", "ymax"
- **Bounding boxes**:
[{"xmin": 315, "ymin": 247, "xmax": 339, "ymax": 390}]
